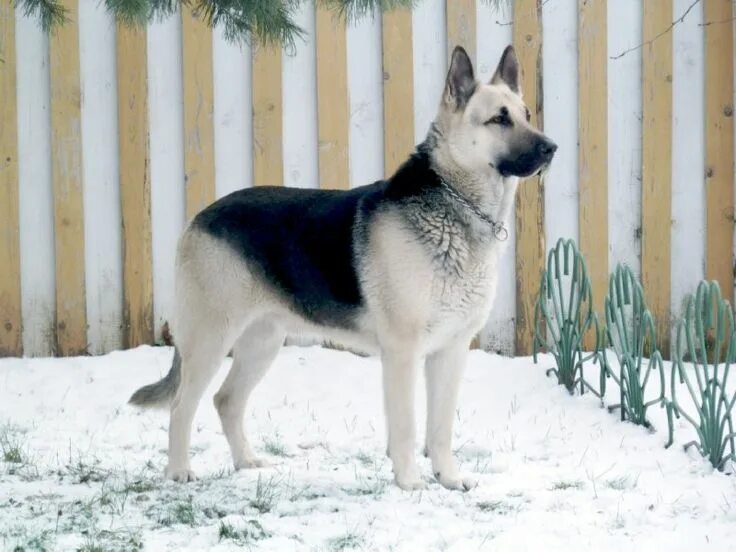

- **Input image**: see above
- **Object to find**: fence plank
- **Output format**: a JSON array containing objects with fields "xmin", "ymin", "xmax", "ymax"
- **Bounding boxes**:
[
  {"xmin": 513, "ymin": 0, "xmax": 544, "ymax": 355},
  {"xmin": 253, "ymin": 44, "xmax": 283, "ymax": 187},
  {"xmin": 704, "ymin": 0, "xmax": 734, "ymax": 305},
  {"xmin": 316, "ymin": 6, "xmax": 350, "ymax": 189},
  {"xmin": 50, "ymin": 0, "xmax": 87, "ymax": 355},
  {"xmin": 382, "ymin": 8, "xmax": 414, "ymax": 177},
  {"xmin": 446, "ymin": 0, "xmax": 476, "ymax": 63},
  {"xmin": 182, "ymin": 13, "xmax": 215, "ymax": 219},
  {"xmin": 641, "ymin": 0, "xmax": 673, "ymax": 356},
  {"xmin": 578, "ymin": 0, "xmax": 607, "ymax": 348},
  {"xmin": 117, "ymin": 24, "xmax": 153, "ymax": 348},
  {"xmin": 0, "ymin": 3, "xmax": 21, "ymax": 356}
]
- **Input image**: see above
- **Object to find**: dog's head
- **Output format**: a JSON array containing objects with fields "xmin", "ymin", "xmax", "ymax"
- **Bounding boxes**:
[{"xmin": 436, "ymin": 45, "xmax": 556, "ymax": 180}]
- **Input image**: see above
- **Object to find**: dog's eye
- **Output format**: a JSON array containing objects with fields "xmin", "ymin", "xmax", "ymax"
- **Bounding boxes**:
[
  {"xmin": 485, "ymin": 111, "xmax": 512, "ymax": 127},
  {"xmin": 525, "ymin": 107, "xmax": 531, "ymax": 122}
]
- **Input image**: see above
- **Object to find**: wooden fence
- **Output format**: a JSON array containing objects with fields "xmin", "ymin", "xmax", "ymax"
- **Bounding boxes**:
[{"xmin": 0, "ymin": 0, "xmax": 734, "ymax": 357}]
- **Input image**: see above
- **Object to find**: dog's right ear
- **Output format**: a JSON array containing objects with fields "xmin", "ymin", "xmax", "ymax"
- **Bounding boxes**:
[{"xmin": 443, "ymin": 46, "xmax": 476, "ymax": 110}]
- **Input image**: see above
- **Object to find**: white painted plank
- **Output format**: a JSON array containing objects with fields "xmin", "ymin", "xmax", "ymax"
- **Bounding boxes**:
[
  {"xmin": 283, "ymin": 3, "xmax": 318, "ymax": 190},
  {"xmin": 347, "ymin": 9, "xmax": 384, "ymax": 187},
  {"xmin": 412, "ymin": 0, "xmax": 446, "ymax": 144},
  {"xmin": 214, "ymin": 26, "xmax": 252, "ymax": 197},
  {"xmin": 671, "ymin": 0, "xmax": 705, "ymax": 323},
  {"xmin": 79, "ymin": 1, "xmax": 123, "ymax": 354},
  {"xmin": 478, "ymin": 2, "xmax": 515, "ymax": 355},
  {"xmin": 16, "ymin": 13, "xmax": 56, "ymax": 357},
  {"xmin": 148, "ymin": 15, "xmax": 186, "ymax": 343},
  {"xmin": 607, "ymin": 0, "xmax": 642, "ymax": 276},
  {"xmin": 542, "ymin": 0, "xmax": 578, "ymax": 246}
]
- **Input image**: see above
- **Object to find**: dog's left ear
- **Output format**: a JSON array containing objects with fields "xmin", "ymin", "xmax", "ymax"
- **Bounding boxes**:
[
  {"xmin": 444, "ymin": 46, "xmax": 476, "ymax": 110},
  {"xmin": 491, "ymin": 45, "xmax": 521, "ymax": 95}
]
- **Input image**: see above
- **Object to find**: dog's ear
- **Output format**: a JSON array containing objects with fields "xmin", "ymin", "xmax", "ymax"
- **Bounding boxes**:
[
  {"xmin": 491, "ymin": 45, "xmax": 521, "ymax": 95},
  {"xmin": 444, "ymin": 46, "xmax": 476, "ymax": 110}
]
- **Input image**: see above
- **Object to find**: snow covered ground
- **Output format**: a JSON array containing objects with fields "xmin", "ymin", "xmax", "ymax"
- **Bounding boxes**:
[{"xmin": 1, "ymin": 345, "xmax": 735, "ymax": 551}]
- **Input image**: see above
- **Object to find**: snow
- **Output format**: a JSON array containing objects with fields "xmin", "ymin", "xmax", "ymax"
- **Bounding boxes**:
[{"xmin": 1, "ymin": 346, "xmax": 735, "ymax": 551}]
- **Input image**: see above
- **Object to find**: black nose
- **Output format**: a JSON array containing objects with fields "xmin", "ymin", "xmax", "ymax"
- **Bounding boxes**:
[{"xmin": 537, "ymin": 139, "xmax": 557, "ymax": 158}]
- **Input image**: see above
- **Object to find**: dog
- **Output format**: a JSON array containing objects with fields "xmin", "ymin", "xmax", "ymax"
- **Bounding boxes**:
[{"xmin": 129, "ymin": 45, "xmax": 556, "ymax": 491}]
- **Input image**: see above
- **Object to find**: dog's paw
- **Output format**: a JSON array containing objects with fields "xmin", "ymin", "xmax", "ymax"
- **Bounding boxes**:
[
  {"xmin": 234, "ymin": 456, "xmax": 271, "ymax": 470},
  {"xmin": 164, "ymin": 466, "xmax": 196, "ymax": 483},
  {"xmin": 395, "ymin": 474, "xmax": 428, "ymax": 491},
  {"xmin": 436, "ymin": 471, "xmax": 478, "ymax": 492}
]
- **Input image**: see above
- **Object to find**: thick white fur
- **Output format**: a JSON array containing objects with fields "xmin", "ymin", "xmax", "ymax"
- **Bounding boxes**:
[{"xmin": 162, "ymin": 50, "xmax": 537, "ymax": 491}]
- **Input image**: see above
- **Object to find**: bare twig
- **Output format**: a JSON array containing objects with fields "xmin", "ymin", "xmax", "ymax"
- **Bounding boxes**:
[{"xmin": 610, "ymin": 0, "xmax": 701, "ymax": 60}]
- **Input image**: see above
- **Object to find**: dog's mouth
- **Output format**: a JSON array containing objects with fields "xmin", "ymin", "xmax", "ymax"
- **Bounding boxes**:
[{"xmin": 495, "ymin": 158, "xmax": 552, "ymax": 179}]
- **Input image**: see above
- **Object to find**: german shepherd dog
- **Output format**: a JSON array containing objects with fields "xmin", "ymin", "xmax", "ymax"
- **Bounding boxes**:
[{"xmin": 130, "ymin": 45, "xmax": 556, "ymax": 490}]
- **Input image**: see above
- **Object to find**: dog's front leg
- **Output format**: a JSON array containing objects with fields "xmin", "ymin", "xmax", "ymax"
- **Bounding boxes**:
[
  {"xmin": 425, "ymin": 339, "xmax": 477, "ymax": 491},
  {"xmin": 381, "ymin": 345, "xmax": 426, "ymax": 490}
]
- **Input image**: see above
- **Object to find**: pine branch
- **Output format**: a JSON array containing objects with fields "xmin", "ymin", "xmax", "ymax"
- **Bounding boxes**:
[
  {"xmin": 319, "ymin": 0, "xmax": 415, "ymax": 22},
  {"xmin": 186, "ymin": 0, "xmax": 304, "ymax": 47},
  {"xmin": 15, "ymin": 0, "xmax": 68, "ymax": 31},
  {"xmin": 15, "ymin": 0, "xmax": 515, "ymax": 43}
]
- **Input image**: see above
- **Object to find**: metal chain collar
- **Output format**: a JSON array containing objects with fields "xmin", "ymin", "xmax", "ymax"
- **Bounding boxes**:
[{"xmin": 437, "ymin": 178, "xmax": 509, "ymax": 241}]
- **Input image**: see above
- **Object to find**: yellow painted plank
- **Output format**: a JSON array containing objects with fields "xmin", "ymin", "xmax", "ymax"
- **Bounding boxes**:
[
  {"xmin": 0, "ymin": 2, "xmax": 21, "ymax": 356},
  {"xmin": 446, "ymin": 0, "xmax": 476, "ymax": 64},
  {"xmin": 513, "ymin": 0, "xmax": 544, "ymax": 355},
  {"xmin": 641, "ymin": 0, "xmax": 673, "ymax": 356},
  {"xmin": 382, "ymin": 8, "xmax": 414, "ymax": 177},
  {"xmin": 182, "ymin": 13, "xmax": 215, "ymax": 219},
  {"xmin": 704, "ymin": 0, "xmax": 734, "ymax": 305},
  {"xmin": 50, "ymin": 0, "xmax": 87, "ymax": 355},
  {"xmin": 316, "ymin": 6, "xmax": 350, "ymax": 189},
  {"xmin": 252, "ymin": 43, "xmax": 283, "ymax": 187},
  {"xmin": 578, "ymin": 0, "xmax": 607, "ymax": 349},
  {"xmin": 117, "ymin": 24, "xmax": 153, "ymax": 348}
]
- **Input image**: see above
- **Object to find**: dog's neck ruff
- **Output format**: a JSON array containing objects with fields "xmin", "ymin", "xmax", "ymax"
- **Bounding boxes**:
[
  {"xmin": 436, "ymin": 178, "xmax": 508, "ymax": 241},
  {"xmin": 421, "ymin": 123, "xmax": 508, "ymax": 241}
]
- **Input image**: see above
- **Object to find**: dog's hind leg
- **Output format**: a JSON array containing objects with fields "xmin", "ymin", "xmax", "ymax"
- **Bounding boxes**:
[
  {"xmin": 214, "ymin": 318, "xmax": 285, "ymax": 470},
  {"xmin": 425, "ymin": 338, "xmax": 477, "ymax": 491},
  {"xmin": 165, "ymin": 316, "xmax": 241, "ymax": 482}
]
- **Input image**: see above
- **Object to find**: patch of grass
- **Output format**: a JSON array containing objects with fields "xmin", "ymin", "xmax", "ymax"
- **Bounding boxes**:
[
  {"xmin": 249, "ymin": 474, "xmax": 280, "ymax": 514},
  {"xmin": 476, "ymin": 500, "xmax": 522, "ymax": 515},
  {"xmin": 605, "ymin": 474, "xmax": 639, "ymax": 491},
  {"xmin": 550, "ymin": 479, "xmax": 585, "ymax": 491},
  {"xmin": 9, "ymin": 528, "xmax": 54, "ymax": 551},
  {"xmin": 124, "ymin": 479, "xmax": 158, "ymax": 494},
  {"xmin": 344, "ymin": 464, "xmax": 388, "ymax": 498},
  {"xmin": 328, "ymin": 531, "xmax": 364, "ymax": 551},
  {"xmin": 354, "ymin": 451, "xmax": 373, "ymax": 466},
  {"xmin": 159, "ymin": 496, "xmax": 197, "ymax": 527},
  {"xmin": 218, "ymin": 519, "xmax": 271, "ymax": 545},
  {"xmin": 0, "ymin": 424, "xmax": 28, "ymax": 467},
  {"xmin": 65, "ymin": 457, "xmax": 108, "ymax": 485},
  {"xmin": 78, "ymin": 529, "xmax": 143, "ymax": 552},
  {"xmin": 263, "ymin": 433, "xmax": 289, "ymax": 457}
]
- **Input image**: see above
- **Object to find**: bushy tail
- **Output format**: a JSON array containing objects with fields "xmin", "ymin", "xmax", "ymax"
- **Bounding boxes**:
[{"xmin": 128, "ymin": 348, "xmax": 181, "ymax": 409}]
